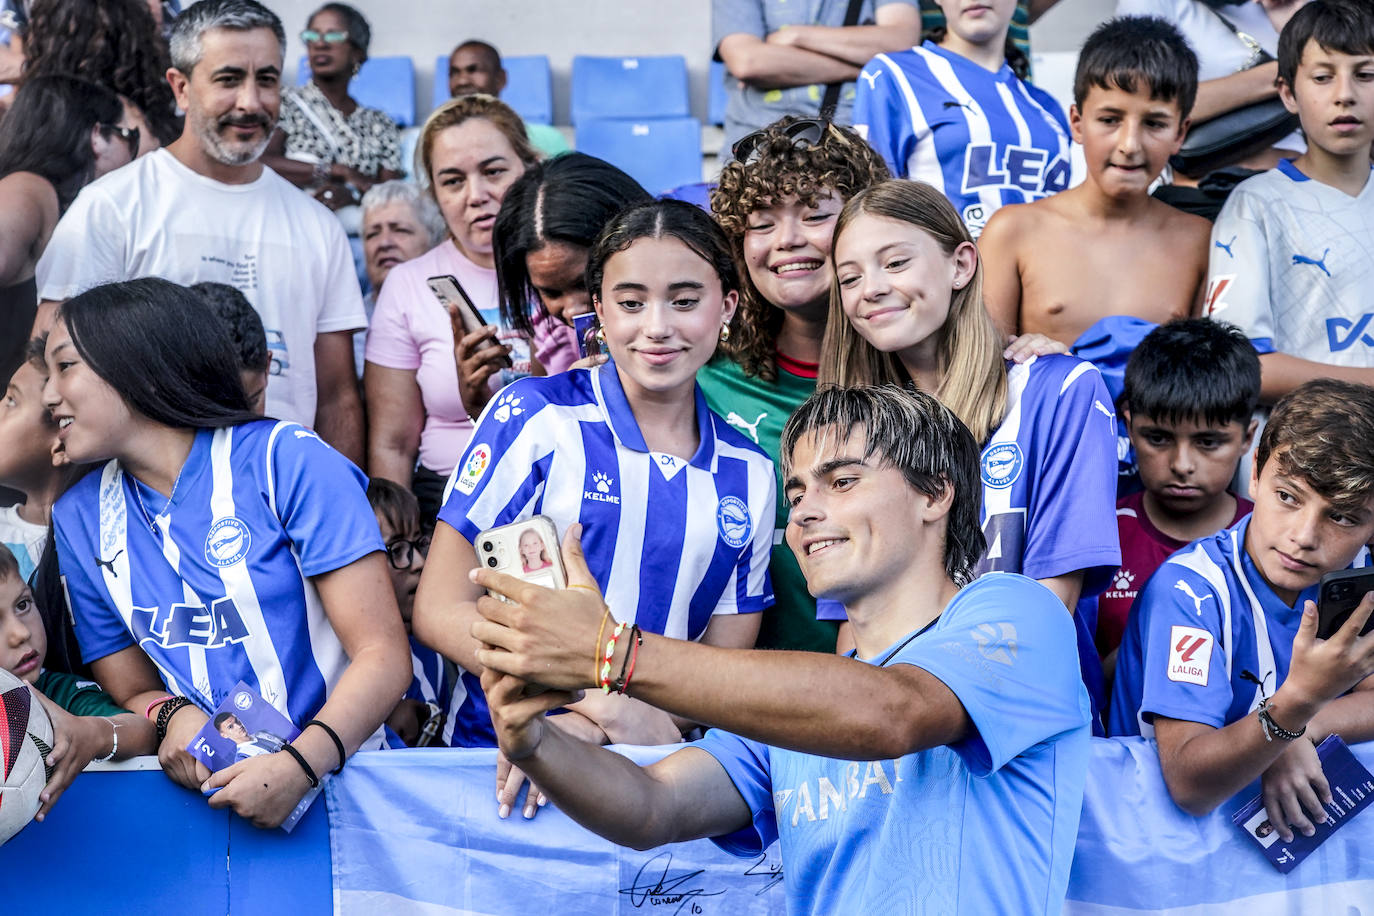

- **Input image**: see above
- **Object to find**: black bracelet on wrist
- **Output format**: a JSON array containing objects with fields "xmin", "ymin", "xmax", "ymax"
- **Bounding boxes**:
[
  {"xmin": 281, "ymin": 743, "xmax": 320, "ymax": 789},
  {"xmin": 304, "ymin": 719, "xmax": 346, "ymax": 774},
  {"xmin": 1257, "ymin": 698, "xmax": 1307, "ymax": 742},
  {"xmin": 154, "ymin": 697, "xmax": 196, "ymax": 745}
]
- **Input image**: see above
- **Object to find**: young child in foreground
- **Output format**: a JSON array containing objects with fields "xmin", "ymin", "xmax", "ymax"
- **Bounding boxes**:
[
  {"xmin": 0, "ymin": 544, "xmax": 155, "ymax": 821},
  {"xmin": 980, "ymin": 16, "xmax": 1211, "ymax": 348},
  {"xmin": 1205, "ymin": 0, "xmax": 1374, "ymax": 404},
  {"xmin": 1110, "ymin": 379, "xmax": 1374, "ymax": 844},
  {"xmin": 1095, "ymin": 319, "xmax": 1259, "ymax": 679}
]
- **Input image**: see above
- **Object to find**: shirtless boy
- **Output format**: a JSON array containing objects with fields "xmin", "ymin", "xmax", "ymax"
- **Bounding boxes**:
[{"xmin": 981, "ymin": 16, "xmax": 1211, "ymax": 347}]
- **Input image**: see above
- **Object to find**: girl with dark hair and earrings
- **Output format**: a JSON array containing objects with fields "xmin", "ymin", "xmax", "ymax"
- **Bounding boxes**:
[
  {"xmin": 262, "ymin": 2, "xmax": 402, "ymax": 217},
  {"xmin": 412, "ymin": 199, "xmax": 776, "ymax": 818},
  {"xmin": 45, "ymin": 277, "xmax": 410, "ymax": 829}
]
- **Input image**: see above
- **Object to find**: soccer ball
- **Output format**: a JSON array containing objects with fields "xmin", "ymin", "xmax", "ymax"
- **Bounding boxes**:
[{"xmin": 0, "ymin": 668, "xmax": 54, "ymax": 846}]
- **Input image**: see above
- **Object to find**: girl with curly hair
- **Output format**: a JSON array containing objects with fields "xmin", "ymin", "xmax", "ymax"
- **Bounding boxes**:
[
  {"xmin": 20, "ymin": 0, "xmax": 180, "ymax": 146},
  {"xmin": 698, "ymin": 117, "xmax": 889, "ymax": 654}
]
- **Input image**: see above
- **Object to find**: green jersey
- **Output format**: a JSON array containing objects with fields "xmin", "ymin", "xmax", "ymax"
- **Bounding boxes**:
[
  {"xmin": 697, "ymin": 354, "xmax": 838, "ymax": 653},
  {"xmin": 36, "ymin": 669, "xmax": 128, "ymax": 718}
]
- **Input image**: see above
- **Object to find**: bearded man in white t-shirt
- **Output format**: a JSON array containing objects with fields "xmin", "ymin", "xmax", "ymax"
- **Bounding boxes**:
[{"xmin": 35, "ymin": 0, "xmax": 366, "ymax": 463}]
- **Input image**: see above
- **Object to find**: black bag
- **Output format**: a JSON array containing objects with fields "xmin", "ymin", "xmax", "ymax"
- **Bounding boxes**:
[{"xmin": 1170, "ymin": 9, "xmax": 1299, "ymax": 177}]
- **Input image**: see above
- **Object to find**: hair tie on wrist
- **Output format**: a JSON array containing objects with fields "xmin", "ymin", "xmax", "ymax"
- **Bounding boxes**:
[
  {"xmin": 281, "ymin": 743, "xmax": 320, "ymax": 788},
  {"xmin": 305, "ymin": 719, "xmax": 346, "ymax": 774}
]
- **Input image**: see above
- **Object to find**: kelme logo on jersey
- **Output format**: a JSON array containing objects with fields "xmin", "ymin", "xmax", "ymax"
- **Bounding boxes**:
[
  {"xmin": 204, "ymin": 517, "xmax": 251, "ymax": 567},
  {"xmin": 980, "ymin": 443, "xmax": 1023, "ymax": 489},
  {"xmin": 584, "ymin": 470, "xmax": 620, "ymax": 505},
  {"xmin": 716, "ymin": 496, "xmax": 752, "ymax": 548},
  {"xmin": 455, "ymin": 444, "xmax": 491, "ymax": 496}
]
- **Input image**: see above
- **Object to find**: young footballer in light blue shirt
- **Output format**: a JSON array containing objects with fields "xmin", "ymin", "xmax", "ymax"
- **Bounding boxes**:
[{"xmin": 470, "ymin": 385, "xmax": 1091, "ymax": 916}]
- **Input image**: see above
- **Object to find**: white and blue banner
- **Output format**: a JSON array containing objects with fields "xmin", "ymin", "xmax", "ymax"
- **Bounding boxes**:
[
  {"xmin": 328, "ymin": 740, "xmax": 1374, "ymax": 916},
  {"xmin": 1065, "ymin": 738, "xmax": 1374, "ymax": 914},
  {"xmin": 327, "ymin": 746, "xmax": 788, "ymax": 915}
]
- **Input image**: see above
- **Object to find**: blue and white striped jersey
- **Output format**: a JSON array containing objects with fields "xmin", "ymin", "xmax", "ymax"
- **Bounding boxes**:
[
  {"xmin": 854, "ymin": 41, "xmax": 1071, "ymax": 237},
  {"xmin": 437, "ymin": 363, "xmax": 776, "ymax": 746},
  {"xmin": 820, "ymin": 354, "xmax": 1119, "ymax": 624},
  {"xmin": 53, "ymin": 421, "xmax": 384, "ymax": 727},
  {"xmin": 973, "ymin": 354, "xmax": 1121, "ymax": 592}
]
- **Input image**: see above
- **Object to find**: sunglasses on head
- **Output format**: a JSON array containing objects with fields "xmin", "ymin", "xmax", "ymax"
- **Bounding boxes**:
[
  {"xmin": 301, "ymin": 29, "xmax": 349, "ymax": 44},
  {"xmin": 731, "ymin": 118, "xmax": 847, "ymax": 166},
  {"xmin": 100, "ymin": 124, "xmax": 140, "ymax": 159}
]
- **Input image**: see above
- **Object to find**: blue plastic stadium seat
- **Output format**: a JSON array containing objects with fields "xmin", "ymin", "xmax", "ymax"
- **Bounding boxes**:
[
  {"xmin": 575, "ymin": 117, "xmax": 701, "ymax": 195},
  {"xmin": 297, "ymin": 55, "xmax": 415, "ymax": 128},
  {"xmin": 570, "ymin": 55, "xmax": 689, "ymax": 125},
  {"xmin": 708, "ymin": 60, "xmax": 728, "ymax": 127},
  {"xmin": 430, "ymin": 54, "xmax": 553, "ymax": 125}
]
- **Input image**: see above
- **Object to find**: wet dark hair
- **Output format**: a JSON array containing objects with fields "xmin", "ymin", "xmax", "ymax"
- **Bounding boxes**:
[
  {"xmin": 1123, "ymin": 319, "xmax": 1259, "ymax": 428},
  {"xmin": 22, "ymin": 0, "xmax": 181, "ymax": 145},
  {"xmin": 58, "ymin": 278, "xmax": 259, "ymax": 429},
  {"xmin": 586, "ymin": 198, "xmax": 740, "ymax": 304},
  {"xmin": 781, "ymin": 385, "xmax": 985, "ymax": 586},
  {"xmin": 311, "ymin": 2, "xmax": 370, "ymax": 58},
  {"xmin": 494, "ymin": 153, "xmax": 651, "ymax": 337},
  {"xmin": 0, "ymin": 74, "xmax": 124, "ymax": 210},
  {"xmin": 191, "ymin": 282, "xmax": 269, "ymax": 374},
  {"xmin": 1074, "ymin": 16, "xmax": 1199, "ymax": 118},
  {"xmin": 1277, "ymin": 0, "xmax": 1374, "ymax": 89}
]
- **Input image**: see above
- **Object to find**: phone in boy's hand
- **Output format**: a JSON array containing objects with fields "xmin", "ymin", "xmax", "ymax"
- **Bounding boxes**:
[
  {"xmin": 1316, "ymin": 567, "xmax": 1374, "ymax": 639},
  {"xmin": 426, "ymin": 274, "xmax": 513, "ymax": 368}
]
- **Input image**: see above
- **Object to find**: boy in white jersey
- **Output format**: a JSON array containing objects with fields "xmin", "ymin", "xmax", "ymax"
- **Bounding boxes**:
[
  {"xmin": 981, "ymin": 17, "xmax": 1212, "ymax": 348},
  {"xmin": 1205, "ymin": 0, "xmax": 1374, "ymax": 403}
]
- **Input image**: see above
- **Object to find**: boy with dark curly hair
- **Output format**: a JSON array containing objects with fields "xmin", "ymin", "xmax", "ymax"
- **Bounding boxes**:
[{"xmin": 698, "ymin": 116, "xmax": 889, "ymax": 653}]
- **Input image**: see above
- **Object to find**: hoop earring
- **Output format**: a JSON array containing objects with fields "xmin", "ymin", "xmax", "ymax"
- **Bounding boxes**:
[{"xmin": 719, "ymin": 324, "xmax": 731, "ymax": 343}]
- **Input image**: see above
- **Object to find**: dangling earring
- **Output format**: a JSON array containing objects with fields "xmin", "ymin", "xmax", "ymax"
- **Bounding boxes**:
[
  {"xmin": 594, "ymin": 326, "xmax": 606, "ymax": 346},
  {"xmin": 719, "ymin": 323, "xmax": 731, "ymax": 343},
  {"xmin": 352, "ymin": 60, "xmax": 362, "ymax": 77}
]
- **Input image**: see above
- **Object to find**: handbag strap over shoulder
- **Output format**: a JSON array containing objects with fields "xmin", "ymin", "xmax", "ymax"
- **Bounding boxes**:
[{"xmin": 819, "ymin": 0, "xmax": 867, "ymax": 121}]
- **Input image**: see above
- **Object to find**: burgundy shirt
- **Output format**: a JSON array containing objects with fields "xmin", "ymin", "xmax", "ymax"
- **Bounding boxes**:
[{"xmin": 1096, "ymin": 489, "xmax": 1252, "ymax": 656}]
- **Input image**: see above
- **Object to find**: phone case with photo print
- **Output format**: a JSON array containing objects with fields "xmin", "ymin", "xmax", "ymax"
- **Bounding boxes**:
[{"xmin": 474, "ymin": 515, "xmax": 568, "ymax": 600}]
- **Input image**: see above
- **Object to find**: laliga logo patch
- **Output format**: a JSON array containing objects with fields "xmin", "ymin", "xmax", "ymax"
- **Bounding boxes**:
[
  {"xmin": 980, "ymin": 442, "xmax": 1023, "ymax": 489},
  {"xmin": 455, "ymin": 443, "xmax": 491, "ymax": 496},
  {"xmin": 204, "ymin": 517, "xmax": 251, "ymax": 568},
  {"xmin": 1167, "ymin": 625, "xmax": 1213, "ymax": 686},
  {"xmin": 716, "ymin": 496, "xmax": 752, "ymax": 548}
]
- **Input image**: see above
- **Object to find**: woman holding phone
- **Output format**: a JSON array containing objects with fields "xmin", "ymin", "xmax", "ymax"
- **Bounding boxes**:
[
  {"xmin": 47, "ymin": 278, "xmax": 409, "ymax": 829},
  {"xmin": 412, "ymin": 200, "xmax": 775, "ymax": 797},
  {"xmin": 364, "ymin": 95, "xmax": 538, "ymax": 527}
]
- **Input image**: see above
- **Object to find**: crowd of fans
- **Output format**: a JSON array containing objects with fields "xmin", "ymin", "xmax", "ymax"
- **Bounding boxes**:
[{"xmin": 1, "ymin": 0, "xmax": 1373, "ymax": 909}]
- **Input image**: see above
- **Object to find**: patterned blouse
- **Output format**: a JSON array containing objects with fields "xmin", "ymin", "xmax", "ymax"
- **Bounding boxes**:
[{"xmin": 278, "ymin": 80, "xmax": 402, "ymax": 176}]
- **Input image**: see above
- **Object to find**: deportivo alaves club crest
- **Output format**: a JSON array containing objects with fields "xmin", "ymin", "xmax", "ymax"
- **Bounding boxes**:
[
  {"xmin": 716, "ymin": 496, "xmax": 752, "ymax": 548},
  {"xmin": 205, "ymin": 517, "xmax": 251, "ymax": 567}
]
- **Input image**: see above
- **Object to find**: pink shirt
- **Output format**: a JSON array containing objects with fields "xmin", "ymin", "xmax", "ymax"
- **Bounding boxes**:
[{"xmin": 365, "ymin": 241, "xmax": 528, "ymax": 475}]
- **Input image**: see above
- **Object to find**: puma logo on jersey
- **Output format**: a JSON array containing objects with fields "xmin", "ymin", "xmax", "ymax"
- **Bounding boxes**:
[
  {"xmin": 726, "ymin": 411, "xmax": 767, "ymax": 444},
  {"xmin": 1174, "ymin": 579, "xmax": 1214, "ymax": 615},
  {"xmin": 859, "ymin": 68, "xmax": 882, "ymax": 90},
  {"xmin": 1214, "ymin": 236, "xmax": 1237, "ymax": 259},
  {"xmin": 1093, "ymin": 400, "xmax": 1115, "ymax": 422},
  {"xmin": 94, "ymin": 549, "xmax": 125, "ymax": 577},
  {"xmin": 1292, "ymin": 249, "xmax": 1331, "ymax": 276},
  {"xmin": 943, "ymin": 98, "xmax": 976, "ymax": 113}
]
